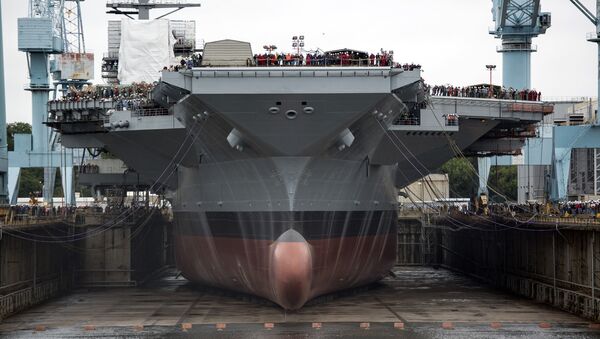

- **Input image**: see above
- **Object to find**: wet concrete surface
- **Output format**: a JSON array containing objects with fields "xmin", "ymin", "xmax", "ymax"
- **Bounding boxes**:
[{"xmin": 1, "ymin": 267, "xmax": 599, "ymax": 338}]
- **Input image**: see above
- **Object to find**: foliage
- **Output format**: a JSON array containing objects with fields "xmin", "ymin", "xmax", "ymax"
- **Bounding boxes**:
[
  {"xmin": 19, "ymin": 168, "xmax": 42, "ymax": 198},
  {"xmin": 7, "ymin": 122, "xmax": 32, "ymax": 151},
  {"xmin": 439, "ymin": 158, "xmax": 479, "ymax": 198},
  {"xmin": 17, "ymin": 168, "xmax": 64, "ymax": 198},
  {"xmin": 439, "ymin": 157, "xmax": 518, "ymax": 201},
  {"xmin": 488, "ymin": 166, "xmax": 518, "ymax": 202}
]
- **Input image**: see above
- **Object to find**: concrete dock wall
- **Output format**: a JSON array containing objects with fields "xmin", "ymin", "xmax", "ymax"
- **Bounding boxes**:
[
  {"xmin": 0, "ymin": 211, "xmax": 172, "ymax": 319},
  {"xmin": 396, "ymin": 218, "xmax": 441, "ymax": 266},
  {"xmin": 76, "ymin": 211, "xmax": 171, "ymax": 287},
  {"xmin": 77, "ymin": 226, "xmax": 134, "ymax": 287},
  {"xmin": 0, "ymin": 225, "xmax": 73, "ymax": 319},
  {"xmin": 440, "ymin": 226, "xmax": 600, "ymax": 321},
  {"xmin": 404, "ymin": 213, "xmax": 600, "ymax": 322}
]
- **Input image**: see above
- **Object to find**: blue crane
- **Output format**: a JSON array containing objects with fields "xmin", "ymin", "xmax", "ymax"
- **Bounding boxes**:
[
  {"xmin": 485, "ymin": 1, "xmax": 600, "ymax": 202},
  {"xmin": 490, "ymin": 0, "xmax": 551, "ymax": 90},
  {"xmin": 569, "ymin": 0, "xmax": 600, "ymax": 124},
  {"xmin": 477, "ymin": 1, "xmax": 551, "ymax": 201},
  {"xmin": 10, "ymin": 0, "xmax": 84, "ymax": 205}
]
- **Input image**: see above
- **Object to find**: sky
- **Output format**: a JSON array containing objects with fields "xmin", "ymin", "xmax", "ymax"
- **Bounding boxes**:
[{"xmin": 1, "ymin": 0, "xmax": 598, "ymax": 123}]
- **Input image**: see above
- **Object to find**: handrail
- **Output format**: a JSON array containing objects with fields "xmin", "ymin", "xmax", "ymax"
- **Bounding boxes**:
[
  {"xmin": 396, "ymin": 117, "xmax": 420, "ymax": 126},
  {"xmin": 432, "ymin": 96, "xmax": 554, "ymax": 113},
  {"xmin": 497, "ymin": 44, "xmax": 538, "ymax": 52},
  {"xmin": 131, "ymin": 108, "xmax": 170, "ymax": 117},
  {"xmin": 102, "ymin": 51, "xmax": 119, "ymax": 59},
  {"xmin": 443, "ymin": 210, "xmax": 600, "ymax": 227},
  {"xmin": 544, "ymin": 96, "xmax": 595, "ymax": 103}
]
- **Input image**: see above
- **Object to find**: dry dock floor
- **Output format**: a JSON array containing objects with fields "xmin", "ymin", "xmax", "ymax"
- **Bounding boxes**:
[{"xmin": 1, "ymin": 267, "xmax": 599, "ymax": 338}]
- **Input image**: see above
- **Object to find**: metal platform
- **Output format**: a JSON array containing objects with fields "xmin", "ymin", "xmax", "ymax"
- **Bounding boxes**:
[{"xmin": 1, "ymin": 267, "xmax": 598, "ymax": 338}]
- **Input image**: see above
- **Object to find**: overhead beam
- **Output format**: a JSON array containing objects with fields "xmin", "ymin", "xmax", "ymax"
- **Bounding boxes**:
[
  {"xmin": 106, "ymin": 10, "xmax": 137, "ymax": 19},
  {"xmin": 106, "ymin": 3, "xmax": 201, "ymax": 9},
  {"xmin": 106, "ymin": 1, "xmax": 200, "ymax": 20},
  {"xmin": 531, "ymin": 0, "xmax": 540, "ymax": 27},
  {"xmin": 569, "ymin": 0, "xmax": 598, "ymax": 26},
  {"xmin": 155, "ymin": 7, "xmax": 183, "ymax": 20},
  {"xmin": 500, "ymin": 0, "xmax": 510, "ymax": 28}
]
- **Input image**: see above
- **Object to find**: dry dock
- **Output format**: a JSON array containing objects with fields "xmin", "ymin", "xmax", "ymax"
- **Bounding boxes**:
[{"xmin": 1, "ymin": 266, "xmax": 599, "ymax": 338}]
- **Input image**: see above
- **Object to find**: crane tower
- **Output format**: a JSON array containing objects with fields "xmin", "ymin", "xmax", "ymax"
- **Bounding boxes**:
[
  {"xmin": 491, "ymin": 0, "xmax": 551, "ymax": 90},
  {"xmin": 10, "ymin": 0, "xmax": 87, "ymax": 205}
]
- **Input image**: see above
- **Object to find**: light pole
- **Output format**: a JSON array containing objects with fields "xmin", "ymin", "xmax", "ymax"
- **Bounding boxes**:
[
  {"xmin": 292, "ymin": 35, "xmax": 305, "ymax": 55},
  {"xmin": 486, "ymin": 64, "xmax": 497, "ymax": 98},
  {"xmin": 291, "ymin": 36, "xmax": 305, "ymax": 66},
  {"xmin": 262, "ymin": 45, "xmax": 277, "ymax": 66}
]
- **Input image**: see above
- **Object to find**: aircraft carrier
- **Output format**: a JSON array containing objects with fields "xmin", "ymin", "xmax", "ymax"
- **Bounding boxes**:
[
  {"xmin": 47, "ymin": 58, "xmax": 549, "ymax": 311},
  {"xmin": 31, "ymin": 0, "xmax": 552, "ymax": 312}
]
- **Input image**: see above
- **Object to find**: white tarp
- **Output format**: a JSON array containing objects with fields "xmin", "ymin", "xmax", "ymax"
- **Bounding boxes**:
[{"xmin": 118, "ymin": 19, "xmax": 174, "ymax": 84}]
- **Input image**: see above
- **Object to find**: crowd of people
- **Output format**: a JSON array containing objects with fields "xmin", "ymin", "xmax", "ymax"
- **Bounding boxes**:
[
  {"xmin": 559, "ymin": 200, "xmax": 600, "ymax": 217},
  {"xmin": 5, "ymin": 203, "xmax": 161, "ymax": 225},
  {"xmin": 446, "ymin": 114, "xmax": 459, "ymax": 126},
  {"xmin": 162, "ymin": 55, "xmax": 202, "ymax": 72},
  {"xmin": 163, "ymin": 50, "xmax": 422, "ymax": 70},
  {"xmin": 483, "ymin": 202, "xmax": 542, "ymax": 216},
  {"xmin": 52, "ymin": 82, "xmax": 157, "ymax": 111},
  {"xmin": 400, "ymin": 63, "xmax": 422, "ymax": 71},
  {"xmin": 429, "ymin": 84, "xmax": 542, "ymax": 102},
  {"xmin": 250, "ymin": 50, "xmax": 419, "ymax": 69},
  {"xmin": 462, "ymin": 200, "xmax": 600, "ymax": 218},
  {"xmin": 7, "ymin": 204, "xmax": 77, "ymax": 220}
]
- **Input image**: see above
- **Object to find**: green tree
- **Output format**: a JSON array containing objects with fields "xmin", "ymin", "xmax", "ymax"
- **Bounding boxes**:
[
  {"xmin": 17, "ymin": 169, "xmax": 64, "ymax": 198},
  {"xmin": 7, "ymin": 122, "xmax": 32, "ymax": 151},
  {"xmin": 19, "ymin": 168, "xmax": 43, "ymax": 198},
  {"xmin": 488, "ymin": 166, "xmax": 518, "ymax": 202},
  {"xmin": 439, "ymin": 158, "xmax": 479, "ymax": 198}
]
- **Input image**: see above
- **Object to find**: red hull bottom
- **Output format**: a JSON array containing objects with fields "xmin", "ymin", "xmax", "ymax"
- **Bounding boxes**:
[{"xmin": 174, "ymin": 229, "xmax": 397, "ymax": 310}]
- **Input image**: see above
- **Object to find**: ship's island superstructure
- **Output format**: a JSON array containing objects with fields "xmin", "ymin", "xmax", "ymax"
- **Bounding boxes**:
[{"xmin": 47, "ymin": 30, "xmax": 552, "ymax": 309}]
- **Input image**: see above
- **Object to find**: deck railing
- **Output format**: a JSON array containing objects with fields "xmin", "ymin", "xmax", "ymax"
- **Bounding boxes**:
[{"xmin": 131, "ymin": 108, "xmax": 170, "ymax": 117}]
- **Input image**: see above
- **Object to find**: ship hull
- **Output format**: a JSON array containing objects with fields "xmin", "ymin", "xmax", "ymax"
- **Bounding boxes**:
[
  {"xmin": 168, "ymin": 81, "xmax": 414, "ymax": 309},
  {"xmin": 173, "ymin": 210, "xmax": 397, "ymax": 310},
  {"xmin": 172, "ymin": 155, "xmax": 399, "ymax": 309}
]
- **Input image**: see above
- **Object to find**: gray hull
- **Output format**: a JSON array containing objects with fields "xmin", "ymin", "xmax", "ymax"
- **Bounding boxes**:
[{"xmin": 174, "ymin": 157, "xmax": 398, "ymax": 309}]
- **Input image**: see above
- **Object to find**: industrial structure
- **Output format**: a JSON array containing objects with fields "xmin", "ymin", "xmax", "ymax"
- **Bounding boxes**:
[
  {"xmin": 480, "ymin": 0, "xmax": 600, "ymax": 204},
  {"xmin": 490, "ymin": 0, "xmax": 551, "ymax": 90},
  {"xmin": 5, "ymin": 0, "xmax": 600, "ymax": 336},
  {"xmin": 9, "ymin": 0, "xmax": 94, "ymax": 205}
]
